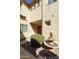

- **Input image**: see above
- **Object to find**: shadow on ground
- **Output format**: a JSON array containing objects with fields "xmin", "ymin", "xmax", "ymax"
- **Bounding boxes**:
[
  {"xmin": 20, "ymin": 40, "xmax": 59, "ymax": 59},
  {"xmin": 21, "ymin": 41, "xmax": 37, "ymax": 57},
  {"xmin": 38, "ymin": 50, "xmax": 59, "ymax": 59}
]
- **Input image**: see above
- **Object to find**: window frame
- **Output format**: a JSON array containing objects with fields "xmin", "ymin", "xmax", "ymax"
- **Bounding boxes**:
[
  {"xmin": 20, "ymin": 24, "xmax": 28, "ymax": 32},
  {"xmin": 48, "ymin": 0, "xmax": 57, "ymax": 5}
]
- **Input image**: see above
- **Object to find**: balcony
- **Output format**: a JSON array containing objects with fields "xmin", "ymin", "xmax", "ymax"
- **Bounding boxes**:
[
  {"xmin": 20, "ymin": 0, "xmax": 41, "ymax": 22},
  {"xmin": 29, "ymin": 6, "xmax": 41, "ymax": 22},
  {"xmin": 24, "ymin": 0, "xmax": 41, "ymax": 10}
]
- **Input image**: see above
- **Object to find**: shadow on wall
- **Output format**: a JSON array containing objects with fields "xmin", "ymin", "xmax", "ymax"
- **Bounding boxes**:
[
  {"xmin": 30, "ymin": 23, "xmax": 37, "ymax": 33},
  {"xmin": 20, "ymin": 31, "xmax": 26, "ymax": 41}
]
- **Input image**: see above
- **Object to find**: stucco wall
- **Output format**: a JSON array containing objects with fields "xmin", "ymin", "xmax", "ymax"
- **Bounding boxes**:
[
  {"xmin": 20, "ymin": 18, "xmax": 36, "ymax": 40},
  {"xmin": 20, "ymin": 4, "xmax": 30, "ymax": 16},
  {"xmin": 20, "ymin": 0, "xmax": 59, "ymax": 42},
  {"xmin": 20, "ymin": 4, "xmax": 36, "ymax": 39},
  {"xmin": 29, "ymin": 6, "xmax": 41, "ymax": 22},
  {"xmin": 42, "ymin": 0, "xmax": 59, "ymax": 43}
]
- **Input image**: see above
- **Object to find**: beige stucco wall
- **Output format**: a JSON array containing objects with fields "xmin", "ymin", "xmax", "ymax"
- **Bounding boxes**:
[
  {"xmin": 20, "ymin": 0, "xmax": 59, "ymax": 42},
  {"xmin": 21, "ymin": 3, "xmax": 42, "ymax": 22},
  {"xmin": 20, "ymin": 18, "xmax": 36, "ymax": 40},
  {"xmin": 29, "ymin": 6, "xmax": 41, "ymax": 22},
  {"xmin": 20, "ymin": 4, "xmax": 36, "ymax": 39},
  {"xmin": 20, "ymin": 4, "xmax": 42, "ymax": 38},
  {"xmin": 20, "ymin": 4, "xmax": 29, "ymax": 16},
  {"xmin": 42, "ymin": 0, "xmax": 59, "ymax": 43}
]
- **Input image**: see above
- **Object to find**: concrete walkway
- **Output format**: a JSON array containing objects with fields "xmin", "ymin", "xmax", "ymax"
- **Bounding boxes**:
[{"xmin": 20, "ymin": 40, "xmax": 37, "ymax": 59}]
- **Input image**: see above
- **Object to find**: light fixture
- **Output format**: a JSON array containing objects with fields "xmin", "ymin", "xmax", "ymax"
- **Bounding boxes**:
[{"xmin": 45, "ymin": 20, "xmax": 51, "ymax": 25}]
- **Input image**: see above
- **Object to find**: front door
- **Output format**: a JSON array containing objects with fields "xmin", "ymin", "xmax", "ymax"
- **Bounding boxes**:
[{"xmin": 37, "ymin": 26, "xmax": 42, "ymax": 34}]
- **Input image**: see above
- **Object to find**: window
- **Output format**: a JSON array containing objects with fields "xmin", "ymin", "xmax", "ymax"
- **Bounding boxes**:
[
  {"xmin": 20, "ymin": 24, "xmax": 28, "ymax": 32},
  {"xmin": 48, "ymin": 0, "xmax": 57, "ymax": 5}
]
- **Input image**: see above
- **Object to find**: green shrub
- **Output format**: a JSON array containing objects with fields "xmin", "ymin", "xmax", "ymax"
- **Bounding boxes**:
[{"xmin": 31, "ymin": 34, "xmax": 45, "ymax": 47}]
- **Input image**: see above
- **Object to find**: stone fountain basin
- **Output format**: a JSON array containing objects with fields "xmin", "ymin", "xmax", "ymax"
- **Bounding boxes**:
[{"xmin": 43, "ymin": 40, "xmax": 58, "ymax": 49}]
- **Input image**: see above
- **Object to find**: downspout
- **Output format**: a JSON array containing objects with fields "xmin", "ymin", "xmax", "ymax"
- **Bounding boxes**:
[{"xmin": 41, "ymin": 0, "xmax": 43, "ymax": 35}]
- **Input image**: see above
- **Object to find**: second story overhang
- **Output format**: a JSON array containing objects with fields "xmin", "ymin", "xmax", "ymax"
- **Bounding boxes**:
[{"xmin": 23, "ymin": 0, "xmax": 41, "ymax": 10}]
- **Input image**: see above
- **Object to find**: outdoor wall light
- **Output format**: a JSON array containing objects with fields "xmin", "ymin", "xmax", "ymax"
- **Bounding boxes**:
[
  {"xmin": 52, "ymin": 14, "xmax": 54, "ymax": 17},
  {"xmin": 45, "ymin": 20, "xmax": 51, "ymax": 25},
  {"xmin": 54, "ymin": 0, "xmax": 57, "ymax": 2}
]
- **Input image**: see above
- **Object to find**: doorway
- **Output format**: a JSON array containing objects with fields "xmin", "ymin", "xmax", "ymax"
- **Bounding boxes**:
[
  {"xmin": 30, "ymin": 20, "xmax": 42, "ymax": 35},
  {"xmin": 37, "ymin": 25, "xmax": 42, "ymax": 34}
]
